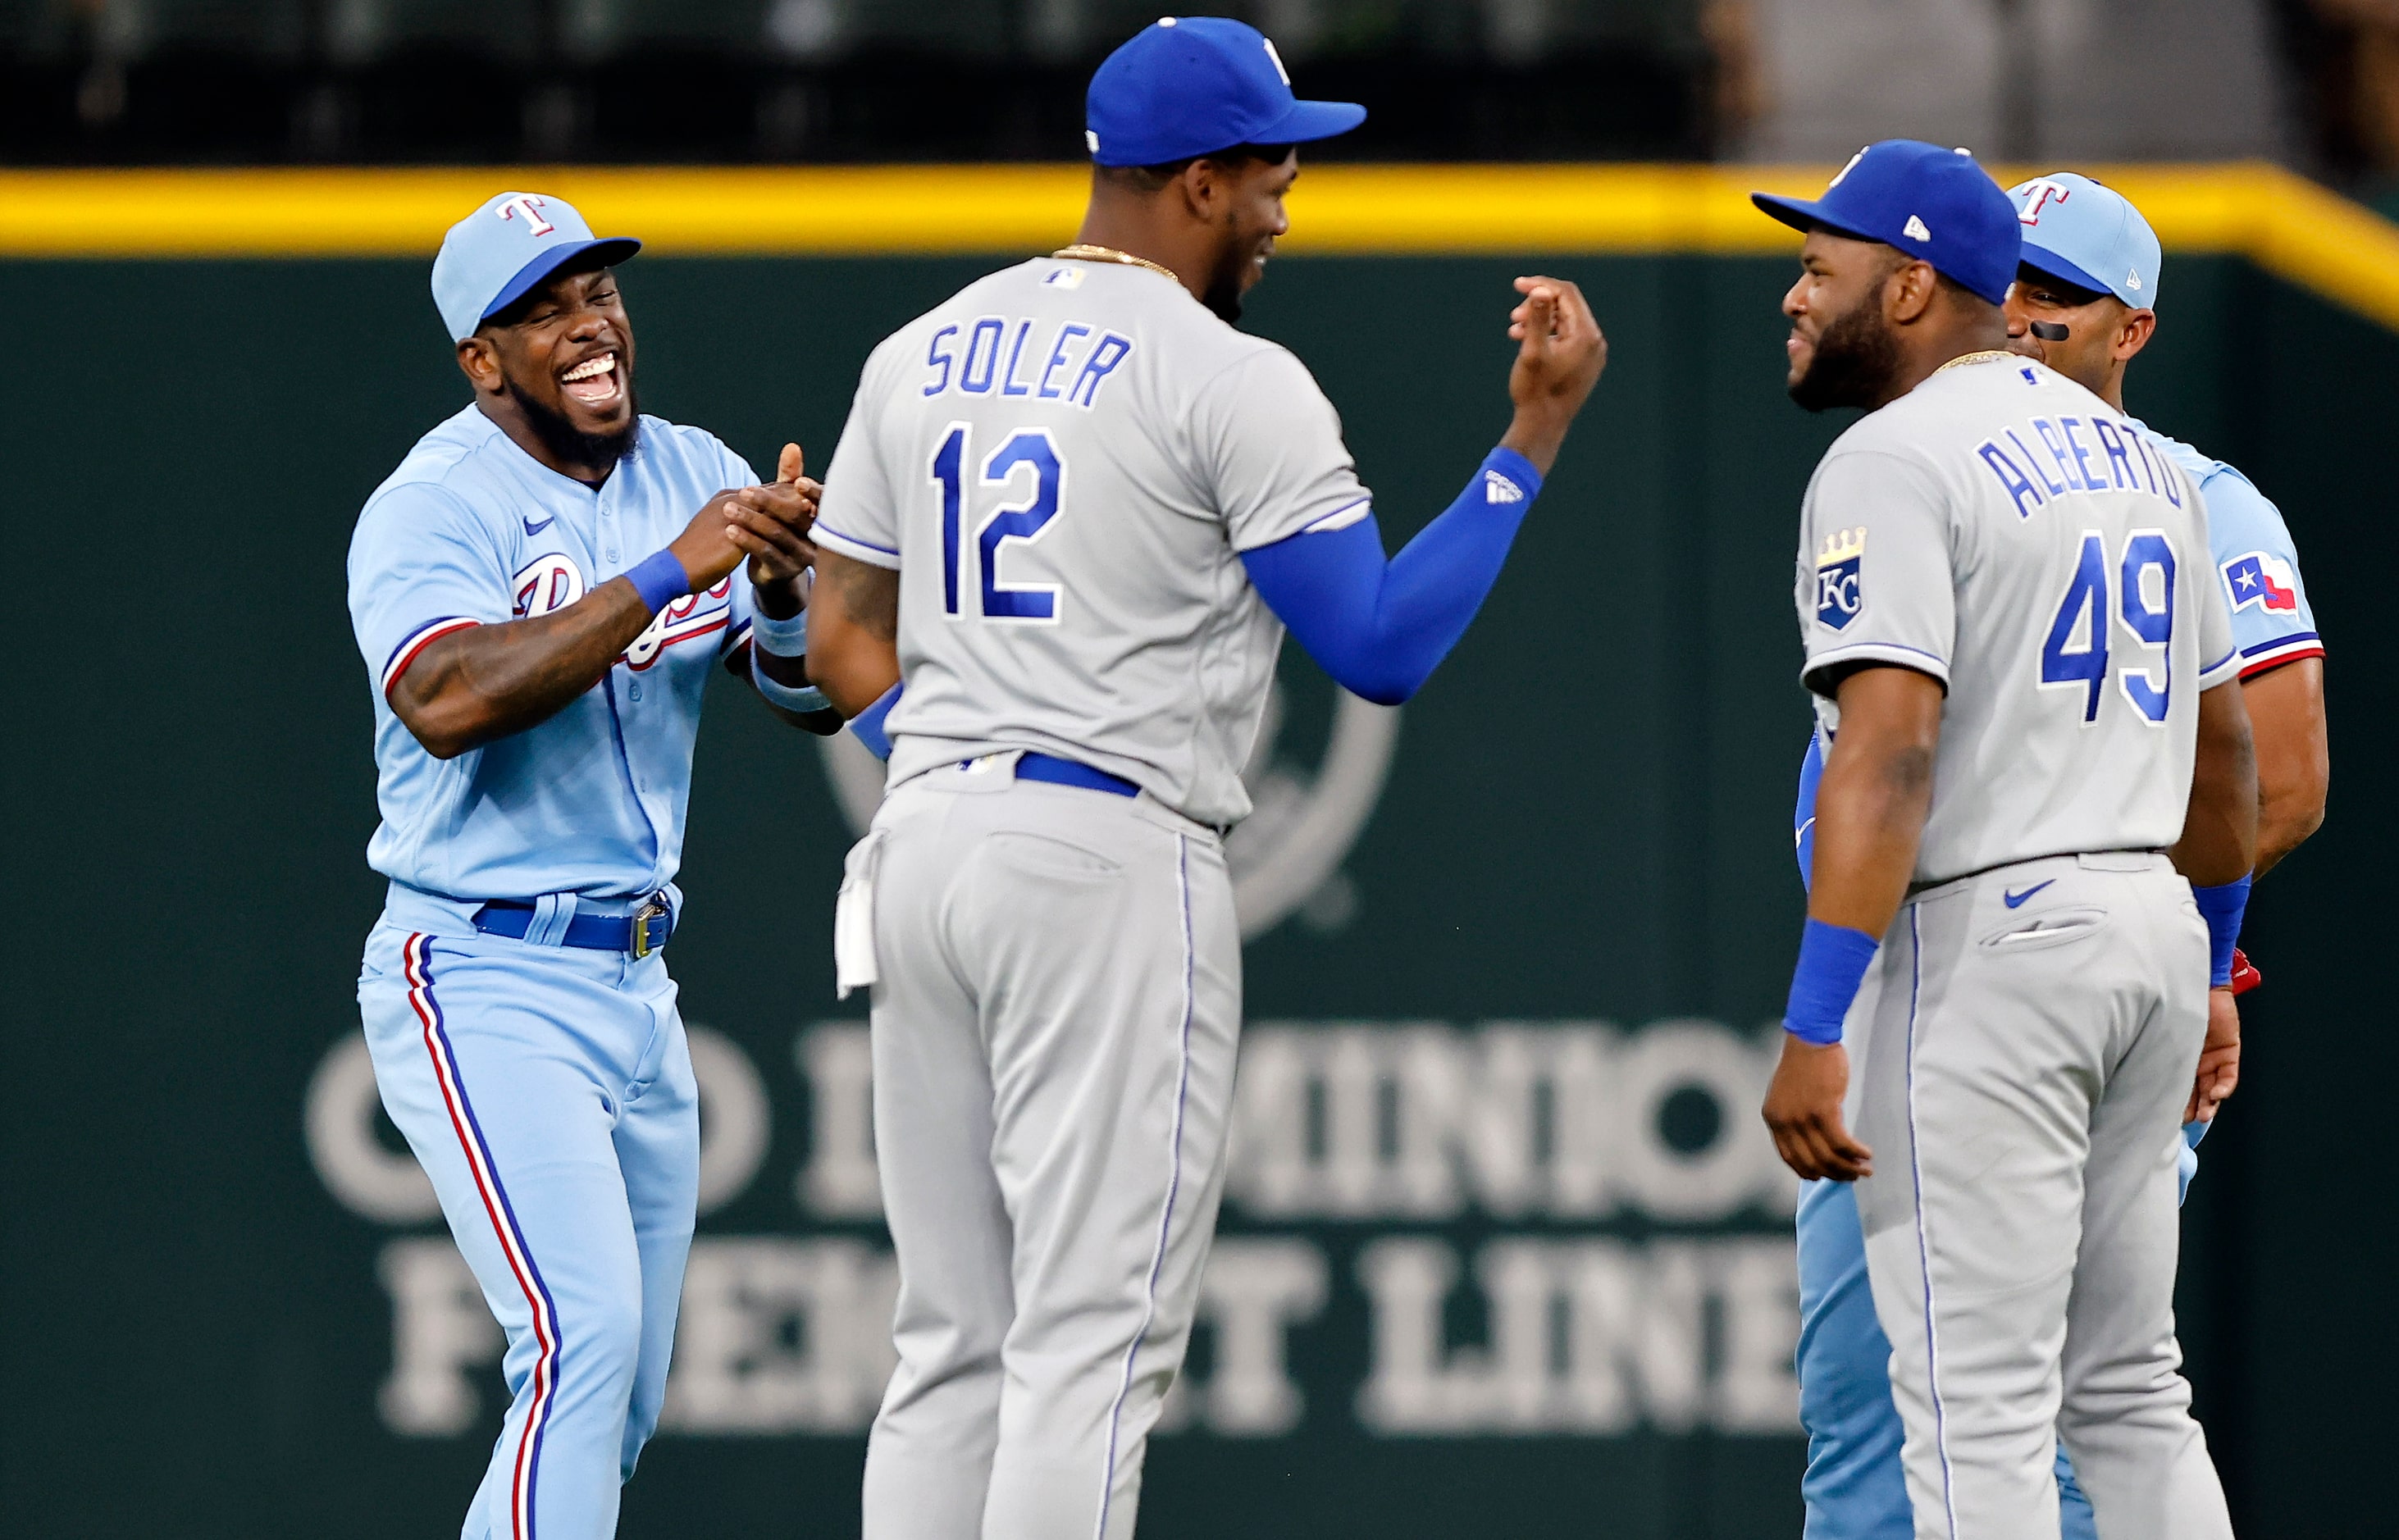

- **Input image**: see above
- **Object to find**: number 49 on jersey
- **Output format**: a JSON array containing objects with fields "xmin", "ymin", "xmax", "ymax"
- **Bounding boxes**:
[{"xmin": 2041, "ymin": 529, "xmax": 2177, "ymax": 724}]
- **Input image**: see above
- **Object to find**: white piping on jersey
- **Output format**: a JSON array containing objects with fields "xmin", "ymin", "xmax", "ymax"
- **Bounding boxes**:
[{"xmin": 1298, "ymin": 495, "xmax": 1374, "ymax": 535}]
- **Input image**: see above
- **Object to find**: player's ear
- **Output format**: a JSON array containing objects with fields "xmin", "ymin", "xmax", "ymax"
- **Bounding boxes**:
[
  {"xmin": 1885, "ymin": 259, "xmax": 1938, "ymax": 325},
  {"xmin": 1177, "ymin": 157, "xmax": 1222, "ymax": 223},
  {"xmin": 456, "ymin": 334, "xmax": 504, "ymax": 394},
  {"xmin": 2115, "ymin": 308, "xmax": 2157, "ymax": 365}
]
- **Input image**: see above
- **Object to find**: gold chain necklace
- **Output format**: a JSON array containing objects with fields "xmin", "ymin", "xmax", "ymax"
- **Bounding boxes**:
[
  {"xmin": 1936, "ymin": 349, "xmax": 2018, "ymax": 374},
  {"xmin": 1051, "ymin": 244, "xmax": 1182, "ymax": 285}
]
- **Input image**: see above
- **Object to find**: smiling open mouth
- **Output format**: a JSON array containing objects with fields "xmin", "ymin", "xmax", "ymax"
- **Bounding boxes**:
[{"xmin": 561, "ymin": 352, "xmax": 621, "ymax": 406}]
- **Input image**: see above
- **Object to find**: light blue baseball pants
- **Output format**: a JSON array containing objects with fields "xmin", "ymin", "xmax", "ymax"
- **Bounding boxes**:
[
  {"xmin": 1796, "ymin": 1124, "xmax": 2209, "ymax": 1540},
  {"xmin": 358, "ymin": 916, "xmax": 699, "ymax": 1540}
]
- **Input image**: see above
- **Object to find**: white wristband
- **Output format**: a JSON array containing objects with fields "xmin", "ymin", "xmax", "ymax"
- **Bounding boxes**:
[
  {"xmin": 750, "ymin": 601, "xmax": 809, "ymax": 658},
  {"xmin": 751, "ymin": 645, "xmax": 830, "ymax": 713}
]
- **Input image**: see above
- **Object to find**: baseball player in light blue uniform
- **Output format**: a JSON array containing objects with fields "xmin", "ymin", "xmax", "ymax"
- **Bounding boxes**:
[
  {"xmin": 348, "ymin": 192, "xmax": 833, "ymax": 1540},
  {"xmin": 1790, "ymin": 172, "xmax": 2328, "ymax": 1540}
]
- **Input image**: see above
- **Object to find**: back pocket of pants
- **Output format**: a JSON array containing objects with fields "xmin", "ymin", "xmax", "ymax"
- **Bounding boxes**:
[
  {"xmin": 1979, "ymin": 905, "xmax": 2109, "ymax": 952},
  {"xmin": 986, "ymin": 829, "xmax": 1124, "ymax": 882}
]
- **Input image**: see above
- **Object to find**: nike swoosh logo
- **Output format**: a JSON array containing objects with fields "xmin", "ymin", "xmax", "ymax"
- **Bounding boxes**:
[
  {"xmin": 2004, "ymin": 880, "xmax": 2056, "ymax": 909},
  {"xmin": 522, "ymin": 516, "xmax": 556, "ymax": 535}
]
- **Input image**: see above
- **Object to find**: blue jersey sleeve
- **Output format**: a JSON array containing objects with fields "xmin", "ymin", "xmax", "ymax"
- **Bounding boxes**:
[
  {"xmin": 1795, "ymin": 731, "xmax": 1824, "ymax": 892},
  {"xmin": 714, "ymin": 440, "xmax": 764, "ymax": 661},
  {"xmin": 2202, "ymin": 465, "xmax": 2323, "ymax": 677},
  {"xmin": 348, "ymin": 481, "xmax": 513, "ymax": 699},
  {"xmin": 1239, "ymin": 448, "xmax": 1542, "ymax": 706}
]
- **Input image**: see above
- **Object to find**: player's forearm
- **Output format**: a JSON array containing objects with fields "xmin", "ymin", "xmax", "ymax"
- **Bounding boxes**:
[
  {"xmin": 2256, "ymin": 789, "xmax": 2325, "ymax": 878},
  {"xmin": 1243, "ymin": 448, "xmax": 1540, "ymax": 705},
  {"xmin": 2172, "ymin": 681, "xmax": 2260, "ymax": 887},
  {"xmin": 1808, "ymin": 749, "xmax": 1933, "ymax": 937},
  {"xmin": 2245, "ymin": 658, "xmax": 2328, "ymax": 877},
  {"xmin": 390, "ymin": 580, "xmax": 660, "ymax": 759},
  {"xmin": 810, "ymin": 640, "xmax": 901, "ymax": 720},
  {"xmin": 1499, "ymin": 385, "xmax": 1599, "ymax": 477},
  {"xmin": 805, "ymin": 550, "xmax": 903, "ymax": 718},
  {"xmin": 1806, "ymin": 667, "xmax": 1943, "ymax": 938}
]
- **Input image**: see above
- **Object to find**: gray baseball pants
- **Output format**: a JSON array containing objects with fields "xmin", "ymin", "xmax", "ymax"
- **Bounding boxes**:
[
  {"xmin": 1845, "ymin": 851, "xmax": 2233, "ymax": 1540},
  {"xmin": 852, "ymin": 754, "xmax": 1242, "ymax": 1540}
]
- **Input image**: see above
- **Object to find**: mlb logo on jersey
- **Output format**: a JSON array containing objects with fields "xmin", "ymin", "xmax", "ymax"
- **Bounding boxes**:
[
  {"xmin": 1816, "ymin": 526, "xmax": 1866, "ymax": 630},
  {"xmin": 2222, "ymin": 550, "xmax": 2299, "ymax": 613}
]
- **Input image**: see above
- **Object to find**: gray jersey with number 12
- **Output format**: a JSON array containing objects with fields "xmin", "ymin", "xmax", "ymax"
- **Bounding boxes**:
[
  {"xmin": 1794, "ymin": 355, "xmax": 2239, "ymax": 886},
  {"xmin": 813, "ymin": 256, "xmax": 1372, "ymax": 828}
]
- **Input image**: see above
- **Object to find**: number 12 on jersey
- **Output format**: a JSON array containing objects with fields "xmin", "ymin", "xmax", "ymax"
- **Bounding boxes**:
[
  {"xmin": 2041, "ymin": 528, "xmax": 2176, "ymax": 724},
  {"xmin": 932, "ymin": 423, "xmax": 1067, "ymax": 623}
]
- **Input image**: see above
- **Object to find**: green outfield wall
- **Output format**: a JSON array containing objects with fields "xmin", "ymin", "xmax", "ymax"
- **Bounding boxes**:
[{"xmin": 4, "ymin": 251, "xmax": 2388, "ymax": 1538}]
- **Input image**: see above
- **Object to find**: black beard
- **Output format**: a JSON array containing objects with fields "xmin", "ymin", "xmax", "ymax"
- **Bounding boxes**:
[
  {"xmin": 509, "ymin": 376, "xmax": 641, "ymax": 476},
  {"xmin": 1203, "ymin": 232, "xmax": 1256, "ymax": 323},
  {"xmin": 1788, "ymin": 291, "xmax": 1902, "ymax": 412},
  {"xmin": 1202, "ymin": 270, "xmax": 1245, "ymax": 323}
]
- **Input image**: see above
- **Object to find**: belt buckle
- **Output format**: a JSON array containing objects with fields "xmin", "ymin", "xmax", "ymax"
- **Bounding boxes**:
[{"xmin": 630, "ymin": 897, "xmax": 667, "ymax": 959}]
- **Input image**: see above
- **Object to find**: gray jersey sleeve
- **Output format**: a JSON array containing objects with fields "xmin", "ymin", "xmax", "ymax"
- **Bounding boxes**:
[
  {"xmin": 2187, "ymin": 482, "xmax": 2242, "ymax": 692},
  {"xmin": 1799, "ymin": 449, "xmax": 1958, "ymax": 696},
  {"xmin": 1190, "ymin": 344, "xmax": 1375, "ymax": 552},
  {"xmin": 813, "ymin": 342, "xmax": 905, "ymax": 572}
]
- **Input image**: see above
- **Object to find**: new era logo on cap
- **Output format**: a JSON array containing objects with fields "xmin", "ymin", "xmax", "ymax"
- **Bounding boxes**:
[
  {"xmin": 1903, "ymin": 215, "xmax": 1932, "ymax": 241},
  {"xmin": 1485, "ymin": 471, "xmax": 1524, "ymax": 504}
]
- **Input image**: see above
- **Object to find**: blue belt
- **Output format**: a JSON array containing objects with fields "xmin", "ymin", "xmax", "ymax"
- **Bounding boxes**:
[
  {"xmin": 473, "ymin": 897, "xmax": 673, "ymax": 957},
  {"xmin": 1014, "ymin": 752, "xmax": 1139, "ymax": 797}
]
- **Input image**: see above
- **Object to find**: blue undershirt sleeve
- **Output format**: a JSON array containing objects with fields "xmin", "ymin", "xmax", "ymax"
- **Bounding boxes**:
[
  {"xmin": 1239, "ymin": 446, "xmax": 1543, "ymax": 706},
  {"xmin": 1795, "ymin": 731, "xmax": 1825, "ymax": 893}
]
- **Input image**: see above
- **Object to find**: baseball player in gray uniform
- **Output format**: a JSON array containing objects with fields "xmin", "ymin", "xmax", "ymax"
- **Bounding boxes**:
[
  {"xmin": 1754, "ymin": 142, "xmax": 2257, "ymax": 1540},
  {"xmin": 800, "ymin": 18, "xmax": 1605, "ymax": 1539}
]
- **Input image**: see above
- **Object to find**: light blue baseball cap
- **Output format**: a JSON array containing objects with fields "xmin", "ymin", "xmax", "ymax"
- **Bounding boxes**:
[
  {"xmin": 431, "ymin": 190, "xmax": 641, "ymax": 342},
  {"xmin": 2007, "ymin": 172, "xmax": 2160, "ymax": 309}
]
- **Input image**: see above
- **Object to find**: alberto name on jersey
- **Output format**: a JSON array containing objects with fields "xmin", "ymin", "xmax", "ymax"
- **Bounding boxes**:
[{"xmin": 1794, "ymin": 358, "xmax": 2242, "ymax": 887}]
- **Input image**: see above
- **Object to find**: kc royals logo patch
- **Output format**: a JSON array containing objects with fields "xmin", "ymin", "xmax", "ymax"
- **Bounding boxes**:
[
  {"xmin": 2221, "ymin": 550, "xmax": 2299, "ymax": 614},
  {"xmin": 1815, "ymin": 526, "xmax": 1866, "ymax": 630}
]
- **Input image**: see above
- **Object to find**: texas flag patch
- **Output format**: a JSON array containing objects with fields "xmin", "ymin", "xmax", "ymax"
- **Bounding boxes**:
[
  {"xmin": 2222, "ymin": 550, "xmax": 2300, "ymax": 613},
  {"xmin": 1484, "ymin": 470, "xmax": 1525, "ymax": 504}
]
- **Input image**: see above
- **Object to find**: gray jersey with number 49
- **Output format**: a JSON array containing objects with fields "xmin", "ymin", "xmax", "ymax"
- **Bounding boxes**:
[
  {"xmin": 812, "ymin": 257, "xmax": 1372, "ymax": 828},
  {"xmin": 1795, "ymin": 356, "xmax": 2240, "ymax": 886}
]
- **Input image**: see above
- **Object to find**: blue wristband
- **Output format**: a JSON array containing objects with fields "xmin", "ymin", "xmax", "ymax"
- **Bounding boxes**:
[
  {"xmin": 1783, "ymin": 918, "xmax": 1881, "ymax": 1046},
  {"xmin": 750, "ymin": 601, "xmax": 809, "ymax": 657},
  {"xmin": 850, "ymin": 681, "xmax": 901, "ymax": 761},
  {"xmin": 2191, "ymin": 876, "xmax": 2251, "ymax": 989},
  {"xmin": 749, "ymin": 645, "xmax": 830, "ymax": 714},
  {"xmin": 625, "ymin": 549, "xmax": 691, "ymax": 616}
]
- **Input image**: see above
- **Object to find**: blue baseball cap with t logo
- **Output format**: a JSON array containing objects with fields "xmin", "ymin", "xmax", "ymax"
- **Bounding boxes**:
[
  {"xmin": 1751, "ymin": 139, "xmax": 2020, "ymax": 306},
  {"xmin": 2009, "ymin": 173, "xmax": 2162, "ymax": 310},
  {"xmin": 431, "ymin": 190, "xmax": 642, "ymax": 342},
  {"xmin": 1084, "ymin": 16, "xmax": 1365, "ymax": 167}
]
